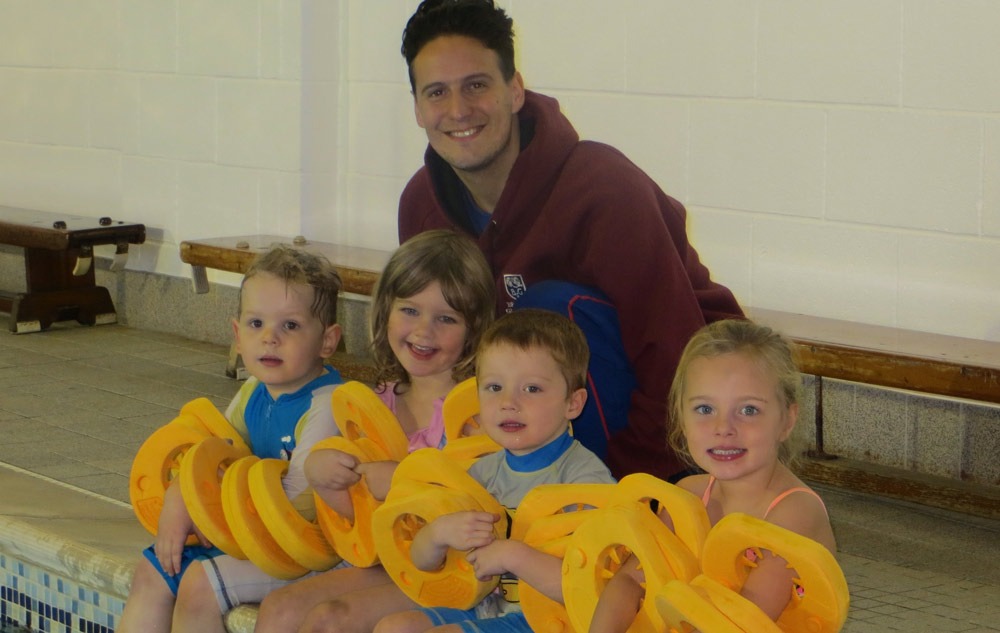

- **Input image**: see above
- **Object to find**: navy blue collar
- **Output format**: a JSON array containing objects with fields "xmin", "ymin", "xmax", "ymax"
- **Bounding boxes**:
[{"xmin": 504, "ymin": 430, "xmax": 573, "ymax": 472}]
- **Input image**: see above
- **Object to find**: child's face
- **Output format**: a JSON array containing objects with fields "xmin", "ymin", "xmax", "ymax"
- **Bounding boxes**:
[
  {"xmin": 387, "ymin": 280, "xmax": 469, "ymax": 383},
  {"xmin": 233, "ymin": 273, "xmax": 341, "ymax": 399},
  {"xmin": 476, "ymin": 343, "xmax": 586, "ymax": 456},
  {"xmin": 680, "ymin": 352, "xmax": 797, "ymax": 483}
]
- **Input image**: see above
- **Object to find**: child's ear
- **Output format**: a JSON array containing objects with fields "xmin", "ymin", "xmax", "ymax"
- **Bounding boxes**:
[
  {"xmin": 565, "ymin": 387, "xmax": 588, "ymax": 421},
  {"xmin": 779, "ymin": 402, "xmax": 799, "ymax": 442},
  {"xmin": 320, "ymin": 323, "xmax": 342, "ymax": 359}
]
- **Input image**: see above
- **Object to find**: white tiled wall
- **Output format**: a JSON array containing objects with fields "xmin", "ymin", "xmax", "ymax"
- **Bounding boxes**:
[{"xmin": 1, "ymin": 0, "xmax": 999, "ymax": 342}]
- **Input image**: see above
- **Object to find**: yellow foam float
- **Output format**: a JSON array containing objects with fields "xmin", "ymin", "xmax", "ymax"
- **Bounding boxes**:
[
  {"xmin": 514, "ymin": 481, "xmax": 638, "ymax": 633},
  {"xmin": 512, "ymin": 476, "xmax": 707, "ymax": 633},
  {"xmin": 222, "ymin": 455, "xmax": 309, "ymax": 580},
  {"xmin": 688, "ymin": 513, "xmax": 849, "ymax": 633},
  {"xmin": 312, "ymin": 435, "xmax": 389, "ymax": 568},
  {"xmin": 179, "ymin": 436, "xmax": 251, "ymax": 558},
  {"xmin": 613, "ymin": 473, "xmax": 711, "ymax": 560},
  {"xmin": 441, "ymin": 378, "xmax": 502, "ymax": 465},
  {"xmin": 129, "ymin": 420, "xmax": 211, "ymax": 541},
  {"xmin": 331, "ymin": 381, "xmax": 408, "ymax": 460},
  {"xmin": 249, "ymin": 457, "xmax": 341, "ymax": 572},
  {"xmin": 562, "ymin": 502, "xmax": 700, "ymax": 633},
  {"xmin": 655, "ymin": 575, "xmax": 781, "ymax": 633},
  {"xmin": 129, "ymin": 398, "xmax": 249, "ymax": 541},
  {"xmin": 372, "ymin": 448, "xmax": 506, "ymax": 609}
]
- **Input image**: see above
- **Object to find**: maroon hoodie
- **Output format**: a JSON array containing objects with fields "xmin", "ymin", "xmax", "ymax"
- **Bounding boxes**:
[{"xmin": 399, "ymin": 90, "xmax": 743, "ymax": 479}]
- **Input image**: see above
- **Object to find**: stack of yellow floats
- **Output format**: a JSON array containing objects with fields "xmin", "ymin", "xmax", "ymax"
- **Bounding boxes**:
[{"xmin": 129, "ymin": 379, "xmax": 848, "ymax": 631}]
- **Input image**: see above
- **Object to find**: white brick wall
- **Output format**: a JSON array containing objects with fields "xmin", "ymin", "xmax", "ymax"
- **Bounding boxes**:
[{"xmin": 1, "ymin": 0, "xmax": 998, "ymax": 342}]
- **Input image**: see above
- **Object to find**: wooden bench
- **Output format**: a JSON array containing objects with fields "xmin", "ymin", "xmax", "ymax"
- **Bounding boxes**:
[
  {"xmin": 179, "ymin": 235, "xmax": 389, "ymax": 382},
  {"xmin": 0, "ymin": 207, "xmax": 146, "ymax": 333},
  {"xmin": 749, "ymin": 307, "xmax": 1000, "ymax": 518},
  {"xmin": 180, "ymin": 235, "xmax": 388, "ymax": 297}
]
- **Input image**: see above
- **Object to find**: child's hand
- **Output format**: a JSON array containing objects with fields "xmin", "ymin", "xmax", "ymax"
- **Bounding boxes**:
[
  {"xmin": 354, "ymin": 460, "xmax": 398, "ymax": 501},
  {"xmin": 432, "ymin": 511, "xmax": 500, "ymax": 551},
  {"xmin": 466, "ymin": 539, "xmax": 516, "ymax": 580},
  {"xmin": 410, "ymin": 510, "xmax": 500, "ymax": 572},
  {"xmin": 306, "ymin": 448, "xmax": 361, "ymax": 491},
  {"xmin": 154, "ymin": 484, "xmax": 195, "ymax": 576}
]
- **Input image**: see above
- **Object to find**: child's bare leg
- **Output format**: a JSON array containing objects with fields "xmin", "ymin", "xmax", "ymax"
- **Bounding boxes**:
[
  {"xmin": 118, "ymin": 557, "xmax": 174, "ymax": 633},
  {"xmin": 172, "ymin": 561, "xmax": 226, "ymax": 633},
  {"xmin": 297, "ymin": 582, "xmax": 419, "ymax": 633},
  {"xmin": 372, "ymin": 609, "xmax": 437, "ymax": 633},
  {"xmin": 255, "ymin": 566, "xmax": 395, "ymax": 633}
]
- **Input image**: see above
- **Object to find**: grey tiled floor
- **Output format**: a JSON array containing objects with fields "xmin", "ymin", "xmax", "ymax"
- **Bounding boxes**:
[{"xmin": 2, "ymin": 317, "xmax": 999, "ymax": 632}]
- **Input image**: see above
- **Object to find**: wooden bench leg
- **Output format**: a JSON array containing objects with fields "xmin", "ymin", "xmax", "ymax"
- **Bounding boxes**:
[
  {"xmin": 1, "ymin": 247, "xmax": 119, "ymax": 333},
  {"xmin": 808, "ymin": 376, "xmax": 838, "ymax": 460}
]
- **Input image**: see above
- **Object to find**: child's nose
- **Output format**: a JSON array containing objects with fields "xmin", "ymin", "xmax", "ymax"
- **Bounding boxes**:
[
  {"xmin": 500, "ymin": 392, "xmax": 519, "ymax": 411},
  {"xmin": 714, "ymin": 415, "xmax": 736, "ymax": 435},
  {"xmin": 412, "ymin": 316, "xmax": 435, "ymax": 338}
]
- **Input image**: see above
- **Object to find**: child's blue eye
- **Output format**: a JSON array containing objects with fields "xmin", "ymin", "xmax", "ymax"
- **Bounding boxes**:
[
  {"xmin": 694, "ymin": 404, "xmax": 713, "ymax": 415},
  {"xmin": 739, "ymin": 405, "xmax": 759, "ymax": 416}
]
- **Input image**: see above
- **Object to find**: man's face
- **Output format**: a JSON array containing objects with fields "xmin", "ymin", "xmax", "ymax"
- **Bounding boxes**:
[{"xmin": 411, "ymin": 35, "xmax": 525, "ymax": 181}]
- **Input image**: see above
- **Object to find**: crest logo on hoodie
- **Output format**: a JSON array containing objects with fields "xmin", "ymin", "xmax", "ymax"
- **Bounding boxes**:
[{"xmin": 504, "ymin": 274, "xmax": 526, "ymax": 301}]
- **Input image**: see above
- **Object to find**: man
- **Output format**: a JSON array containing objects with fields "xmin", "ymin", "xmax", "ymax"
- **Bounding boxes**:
[{"xmin": 397, "ymin": 0, "xmax": 743, "ymax": 481}]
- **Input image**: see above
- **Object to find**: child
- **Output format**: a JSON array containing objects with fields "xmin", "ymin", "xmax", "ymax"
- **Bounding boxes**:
[
  {"xmin": 254, "ymin": 229, "xmax": 496, "ymax": 633},
  {"xmin": 119, "ymin": 245, "xmax": 345, "ymax": 633},
  {"xmin": 372, "ymin": 308, "xmax": 616, "ymax": 633},
  {"xmin": 588, "ymin": 319, "xmax": 837, "ymax": 632}
]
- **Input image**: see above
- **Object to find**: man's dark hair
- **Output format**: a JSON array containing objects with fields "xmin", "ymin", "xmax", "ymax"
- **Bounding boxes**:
[{"xmin": 401, "ymin": 0, "xmax": 516, "ymax": 92}]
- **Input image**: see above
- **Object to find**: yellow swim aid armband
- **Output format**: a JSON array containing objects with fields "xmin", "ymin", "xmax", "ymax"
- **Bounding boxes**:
[
  {"xmin": 331, "ymin": 382, "xmax": 408, "ymax": 461},
  {"xmin": 222, "ymin": 455, "xmax": 309, "ymax": 580},
  {"xmin": 179, "ymin": 397, "xmax": 250, "ymax": 453},
  {"xmin": 514, "ymin": 483, "xmax": 616, "ymax": 633},
  {"xmin": 697, "ymin": 513, "xmax": 849, "ymax": 633},
  {"xmin": 249, "ymin": 458, "xmax": 341, "ymax": 572},
  {"xmin": 129, "ymin": 419, "xmax": 211, "ymax": 541},
  {"xmin": 372, "ymin": 449, "xmax": 507, "ymax": 609},
  {"xmin": 312, "ymin": 435, "xmax": 389, "ymax": 568},
  {"xmin": 655, "ymin": 575, "xmax": 781, "ymax": 633},
  {"xmin": 129, "ymin": 398, "xmax": 249, "ymax": 541},
  {"xmin": 613, "ymin": 473, "xmax": 711, "ymax": 559},
  {"xmin": 441, "ymin": 378, "xmax": 502, "ymax": 465},
  {"xmin": 178, "ymin": 436, "xmax": 251, "ymax": 558},
  {"xmin": 562, "ymin": 502, "xmax": 701, "ymax": 633}
]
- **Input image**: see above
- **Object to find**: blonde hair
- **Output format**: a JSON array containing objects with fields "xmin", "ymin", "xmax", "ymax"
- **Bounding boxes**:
[
  {"xmin": 369, "ymin": 230, "xmax": 495, "ymax": 389},
  {"xmin": 667, "ymin": 319, "xmax": 801, "ymax": 468},
  {"xmin": 476, "ymin": 309, "xmax": 589, "ymax": 393},
  {"xmin": 240, "ymin": 244, "xmax": 342, "ymax": 328}
]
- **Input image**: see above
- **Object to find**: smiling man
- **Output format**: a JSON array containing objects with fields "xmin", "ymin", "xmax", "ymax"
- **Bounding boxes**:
[{"xmin": 397, "ymin": 0, "xmax": 743, "ymax": 481}]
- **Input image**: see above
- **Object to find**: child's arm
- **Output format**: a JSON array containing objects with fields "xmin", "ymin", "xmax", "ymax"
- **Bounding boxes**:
[
  {"xmin": 739, "ymin": 552, "xmax": 798, "ymax": 620},
  {"xmin": 410, "ymin": 511, "xmax": 499, "ymax": 571},
  {"xmin": 586, "ymin": 555, "xmax": 644, "ymax": 633},
  {"xmin": 744, "ymin": 489, "xmax": 836, "ymax": 620},
  {"xmin": 467, "ymin": 539, "xmax": 565, "ymax": 602},
  {"xmin": 154, "ymin": 481, "xmax": 199, "ymax": 575}
]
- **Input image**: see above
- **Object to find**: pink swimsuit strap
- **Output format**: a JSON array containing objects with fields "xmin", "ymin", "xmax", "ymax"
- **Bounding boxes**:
[{"xmin": 701, "ymin": 476, "xmax": 829, "ymax": 519}]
